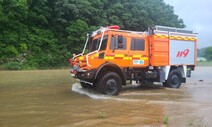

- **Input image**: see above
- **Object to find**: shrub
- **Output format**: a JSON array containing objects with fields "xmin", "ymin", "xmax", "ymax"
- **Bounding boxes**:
[{"xmin": 4, "ymin": 62, "xmax": 22, "ymax": 70}]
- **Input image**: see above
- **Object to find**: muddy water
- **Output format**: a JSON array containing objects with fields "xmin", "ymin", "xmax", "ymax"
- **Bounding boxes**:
[{"xmin": 0, "ymin": 67, "xmax": 212, "ymax": 127}]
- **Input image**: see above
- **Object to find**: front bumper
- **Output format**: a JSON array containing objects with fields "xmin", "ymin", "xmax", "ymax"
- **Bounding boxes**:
[{"xmin": 70, "ymin": 69, "xmax": 97, "ymax": 80}]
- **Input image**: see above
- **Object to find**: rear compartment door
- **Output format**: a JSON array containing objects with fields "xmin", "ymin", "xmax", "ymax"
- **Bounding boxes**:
[
  {"xmin": 170, "ymin": 40, "xmax": 195, "ymax": 65},
  {"xmin": 128, "ymin": 37, "xmax": 149, "ymax": 67}
]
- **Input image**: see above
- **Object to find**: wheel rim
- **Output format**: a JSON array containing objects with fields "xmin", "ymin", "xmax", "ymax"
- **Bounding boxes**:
[
  {"xmin": 105, "ymin": 79, "xmax": 117, "ymax": 94},
  {"xmin": 171, "ymin": 75, "xmax": 179, "ymax": 86}
]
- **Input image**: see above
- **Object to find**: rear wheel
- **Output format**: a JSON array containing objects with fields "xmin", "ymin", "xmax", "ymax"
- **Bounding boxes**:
[
  {"xmin": 96, "ymin": 72, "xmax": 122, "ymax": 95},
  {"xmin": 164, "ymin": 69, "xmax": 182, "ymax": 88}
]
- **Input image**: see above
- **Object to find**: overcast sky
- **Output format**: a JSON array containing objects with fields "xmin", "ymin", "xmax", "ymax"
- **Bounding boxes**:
[{"xmin": 164, "ymin": 0, "xmax": 212, "ymax": 48}]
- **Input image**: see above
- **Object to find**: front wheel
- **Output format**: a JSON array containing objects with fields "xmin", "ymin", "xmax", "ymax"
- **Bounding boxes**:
[
  {"xmin": 164, "ymin": 69, "xmax": 182, "ymax": 88},
  {"xmin": 96, "ymin": 72, "xmax": 122, "ymax": 95}
]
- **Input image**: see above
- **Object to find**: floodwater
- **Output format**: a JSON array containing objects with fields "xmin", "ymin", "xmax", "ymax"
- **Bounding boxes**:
[{"xmin": 0, "ymin": 67, "xmax": 212, "ymax": 127}]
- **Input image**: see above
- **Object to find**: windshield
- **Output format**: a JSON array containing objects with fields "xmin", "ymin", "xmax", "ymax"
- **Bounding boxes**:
[{"xmin": 84, "ymin": 35, "xmax": 108, "ymax": 54}]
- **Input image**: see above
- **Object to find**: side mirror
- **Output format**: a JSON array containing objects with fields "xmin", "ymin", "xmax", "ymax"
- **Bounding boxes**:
[{"xmin": 118, "ymin": 35, "xmax": 123, "ymax": 43}]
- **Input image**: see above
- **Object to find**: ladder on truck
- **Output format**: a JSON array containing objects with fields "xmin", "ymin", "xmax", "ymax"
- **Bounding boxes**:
[{"xmin": 153, "ymin": 25, "xmax": 197, "ymax": 38}]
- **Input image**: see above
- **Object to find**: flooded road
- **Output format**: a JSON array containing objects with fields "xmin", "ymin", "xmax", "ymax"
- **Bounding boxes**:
[{"xmin": 0, "ymin": 67, "xmax": 212, "ymax": 127}]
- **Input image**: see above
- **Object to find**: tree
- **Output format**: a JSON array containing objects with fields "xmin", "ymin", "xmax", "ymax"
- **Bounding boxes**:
[
  {"xmin": 66, "ymin": 19, "xmax": 88, "ymax": 54},
  {"xmin": 0, "ymin": 0, "xmax": 28, "ymax": 62},
  {"xmin": 204, "ymin": 47, "xmax": 212, "ymax": 61},
  {"xmin": 0, "ymin": 0, "xmax": 186, "ymax": 69}
]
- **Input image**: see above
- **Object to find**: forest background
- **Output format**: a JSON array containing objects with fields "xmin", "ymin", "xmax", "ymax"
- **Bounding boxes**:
[{"xmin": 0, "ymin": 0, "xmax": 196, "ymax": 70}]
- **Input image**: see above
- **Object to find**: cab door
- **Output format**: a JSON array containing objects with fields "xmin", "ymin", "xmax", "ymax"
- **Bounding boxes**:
[
  {"xmin": 128, "ymin": 37, "xmax": 149, "ymax": 67},
  {"xmin": 106, "ymin": 34, "xmax": 129, "ymax": 67}
]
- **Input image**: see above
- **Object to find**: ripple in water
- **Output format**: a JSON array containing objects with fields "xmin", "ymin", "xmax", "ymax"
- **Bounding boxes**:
[
  {"xmin": 72, "ymin": 83, "xmax": 110, "ymax": 100},
  {"xmin": 71, "ymin": 82, "xmax": 200, "ymax": 105},
  {"xmin": 71, "ymin": 83, "xmax": 139, "ymax": 102}
]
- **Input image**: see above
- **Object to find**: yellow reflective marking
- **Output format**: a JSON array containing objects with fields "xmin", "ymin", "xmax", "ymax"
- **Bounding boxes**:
[
  {"xmin": 186, "ymin": 37, "xmax": 196, "ymax": 41},
  {"xmin": 133, "ymin": 55, "xmax": 141, "ymax": 58},
  {"xmin": 140, "ymin": 57, "xmax": 148, "ymax": 60},
  {"xmin": 115, "ymin": 54, "xmax": 124, "ymax": 57},
  {"xmin": 104, "ymin": 57, "xmax": 114, "ymax": 60},
  {"xmin": 104, "ymin": 57, "xmax": 109, "ymax": 60},
  {"xmin": 155, "ymin": 34, "xmax": 168, "ymax": 38},
  {"xmin": 156, "ymin": 35, "xmax": 197, "ymax": 41},
  {"xmin": 94, "ymin": 54, "xmax": 98, "ymax": 57},
  {"xmin": 108, "ymin": 57, "xmax": 114, "ymax": 60},
  {"xmin": 123, "ymin": 57, "xmax": 130, "ymax": 60},
  {"xmin": 104, "ymin": 56, "xmax": 149, "ymax": 61},
  {"xmin": 79, "ymin": 57, "xmax": 84, "ymax": 60}
]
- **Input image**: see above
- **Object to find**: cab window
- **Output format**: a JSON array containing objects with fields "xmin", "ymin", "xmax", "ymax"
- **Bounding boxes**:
[
  {"xmin": 90, "ymin": 39, "xmax": 99, "ymax": 52},
  {"xmin": 89, "ymin": 35, "xmax": 108, "ymax": 52},
  {"xmin": 131, "ymin": 38, "xmax": 145, "ymax": 51},
  {"xmin": 100, "ymin": 36, "xmax": 108, "ymax": 51},
  {"xmin": 110, "ymin": 36, "xmax": 126, "ymax": 50}
]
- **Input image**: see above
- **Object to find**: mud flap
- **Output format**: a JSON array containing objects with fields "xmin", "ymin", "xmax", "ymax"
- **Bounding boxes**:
[
  {"xmin": 157, "ymin": 70, "xmax": 165, "ymax": 82},
  {"xmin": 187, "ymin": 68, "xmax": 191, "ymax": 77},
  {"xmin": 182, "ymin": 78, "xmax": 186, "ymax": 83}
]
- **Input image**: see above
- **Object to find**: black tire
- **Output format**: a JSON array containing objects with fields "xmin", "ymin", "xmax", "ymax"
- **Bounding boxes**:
[
  {"xmin": 96, "ymin": 72, "xmax": 122, "ymax": 95},
  {"xmin": 165, "ymin": 69, "xmax": 182, "ymax": 88}
]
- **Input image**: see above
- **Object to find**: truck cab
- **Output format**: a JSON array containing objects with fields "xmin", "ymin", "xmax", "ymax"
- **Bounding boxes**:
[{"xmin": 70, "ymin": 25, "xmax": 197, "ymax": 95}]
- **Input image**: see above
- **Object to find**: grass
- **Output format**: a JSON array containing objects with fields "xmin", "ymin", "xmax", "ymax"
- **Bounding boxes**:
[
  {"xmin": 197, "ymin": 61, "xmax": 212, "ymax": 66},
  {"xmin": 0, "ymin": 65, "xmax": 71, "ymax": 71},
  {"xmin": 188, "ymin": 118, "xmax": 208, "ymax": 127},
  {"xmin": 163, "ymin": 115, "xmax": 169, "ymax": 125},
  {"xmin": 0, "ymin": 65, "xmax": 4, "ymax": 70},
  {"xmin": 98, "ymin": 112, "xmax": 106, "ymax": 119}
]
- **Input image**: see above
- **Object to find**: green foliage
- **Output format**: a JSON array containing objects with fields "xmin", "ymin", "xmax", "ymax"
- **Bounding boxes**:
[
  {"xmin": 98, "ymin": 112, "xmax": 106, "ymax": 119},
  {"xmin": 0, "ymin": 0, "xmax": 185, "ymax": 70},
  {"xmin": 204, "ymin": 46, "xmax": 212, "ymax": 61},
  {"xmin": 4, "ymin": 62, "xmax": 22, "ymax": 70},
  {"xmin": 67, "ymin": 19, "xmax": 89, "ymax": 54},
  {"xmin": 163, "ymin": 115, "xmax": 169, "ymax": 125},
  {"xmin": 197, "ymin": 61, "xmax": 212, "ymax": 66}
]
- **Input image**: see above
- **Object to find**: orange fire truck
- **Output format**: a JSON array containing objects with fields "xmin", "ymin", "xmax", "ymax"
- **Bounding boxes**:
[{"xmin": 70, "ymin": 25, "xmax": 197, "ymax": 95}]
